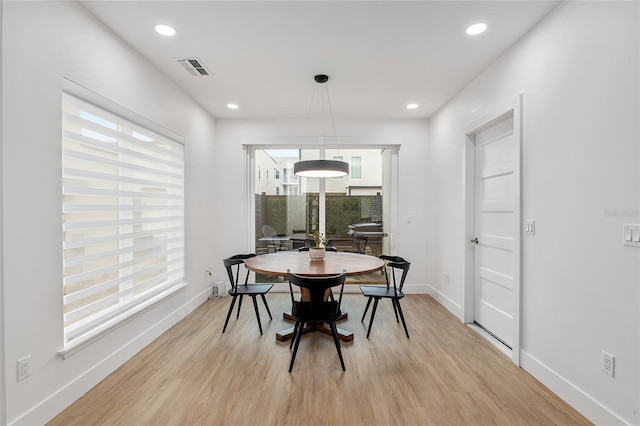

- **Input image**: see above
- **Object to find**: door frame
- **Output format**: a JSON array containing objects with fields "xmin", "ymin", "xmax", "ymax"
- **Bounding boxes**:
[{"xmin": 463, "ymin": 94, "xmax": 523, "ymax": 365}]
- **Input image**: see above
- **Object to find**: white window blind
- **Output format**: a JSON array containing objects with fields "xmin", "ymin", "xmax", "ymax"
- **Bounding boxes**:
[{"xmin": 62, "ymin": 91, "xmax": 185, "ymax": 350}]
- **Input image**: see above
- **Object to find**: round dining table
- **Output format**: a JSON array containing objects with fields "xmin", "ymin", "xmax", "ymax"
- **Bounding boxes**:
[
  {"xmin": 244, "ymin": 251, "xmax": 385, "ymax": 342},
  {"xmin": 244, "ymin": 250, "xmax": 385, "ymax": 277}
]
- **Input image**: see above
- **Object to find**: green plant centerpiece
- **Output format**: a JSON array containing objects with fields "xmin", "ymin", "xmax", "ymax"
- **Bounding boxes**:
[
  {"xmin": 311, "ymin": 230, "xmax": 327, "ymax": 248},
  {"xmin": 309, "ymin": 230, "xmax": 328, "ymax": 260}
]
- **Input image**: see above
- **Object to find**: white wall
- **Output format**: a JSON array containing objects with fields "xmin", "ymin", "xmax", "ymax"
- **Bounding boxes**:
[
  {"xmin": 426, "ymin": 2, "xmax": 639, "ymax": 424},
  {"xmin": 1, "ymin": 2, "xmax": 216, "ymax": 424},
  {"xmin": 213, "ymin": 118, "xmax": 429, "ymax": 287}
]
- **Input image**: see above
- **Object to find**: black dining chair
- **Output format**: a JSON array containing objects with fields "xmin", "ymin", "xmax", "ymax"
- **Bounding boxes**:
[
  {"xmin": 298, "ymin": 246, "xmax": 337, "ymax": 252},
  {"xmin": 360, "ymin": 255, "xmax": 411, "ymax": 338},
  {"xmin": 287, "ymin": 270, "xmax": 347, "ymax": 372},
  {"xmin": 222, "ymin": 254, "xmax": 273, "ymax": 335}
]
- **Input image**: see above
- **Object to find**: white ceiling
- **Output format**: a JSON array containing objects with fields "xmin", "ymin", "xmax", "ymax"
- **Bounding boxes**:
[{"xmin": 81, "ymin": 1, "xmax": 560, "ymax": 119}]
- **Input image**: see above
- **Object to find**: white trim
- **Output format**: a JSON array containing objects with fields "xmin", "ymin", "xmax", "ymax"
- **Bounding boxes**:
[
  {"xmin": 388, "ymin": 148, "xmax": 399, "ymax": 254},
  {"xmin": 520, "ymin": 351, "xmax": 627, "ymax": 426},
  {"xmin": 463, "ymin": 94, "xmax": 523, "ymax": 366},
  {"xmin": 426, "ymin": 284, "xmax": 463, "ymax": 319},
  {"xmin": 12, "ymin": 288, "xmax": 211, "ymax": 426},
  {"xmin": 245, "ymin": 145, "xmax": 254, "ymax": 251},
  {"xmin": 463, "ymin": 133, "xmax": 476, "ymax": 325},
  {"xmin": 0, "ymin": 0, "xmax": 6, "ymax": 421},
  {"xmin": 58, "ymin": 283, "xmax": 187, "ymax": 358},
  {"xmin": 241, "ymin": 136, "xmax": 402, "ymax": 148},
  {"xmin": 319, "ymin": 150, "xmax": 327, "ymax": 235}
]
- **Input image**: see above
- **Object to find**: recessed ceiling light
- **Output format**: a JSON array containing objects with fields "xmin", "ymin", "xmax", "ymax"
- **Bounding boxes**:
[
  {"xmin": 155, "ymin": 24, "xmax": 176, "ymax": 37},
  {"xmin": 406, "ymin": 103, "xmax": 419, "ymax": 110},
  {"xmin": 466, "ymin": 23, "xmax": 487, "ymax": 36},
  {"xmin": 227, "ymin": 103, "xmax": 239, "ymax": 109}
]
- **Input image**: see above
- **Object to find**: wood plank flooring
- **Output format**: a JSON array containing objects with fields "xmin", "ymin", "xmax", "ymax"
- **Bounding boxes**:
[{"xmin": 49, "ymin": 294, "xmax": 591, "ymax": 425}]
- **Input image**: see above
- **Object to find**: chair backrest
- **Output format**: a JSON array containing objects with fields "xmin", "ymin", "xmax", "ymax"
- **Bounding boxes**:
[
  {"xmin": 298, "ymin": 246, "xmax": 337, "ymax": 252},
  {"xmin": 223, "ymin": 254, "xmax": 257, "ymax": 291},
  {"xmin": 287, "ymin": 270, "xmax": 347, "ymax": 311},
  {"xmin": 379, "ymin": 255, "xmax": 410, "ymax": 293}
]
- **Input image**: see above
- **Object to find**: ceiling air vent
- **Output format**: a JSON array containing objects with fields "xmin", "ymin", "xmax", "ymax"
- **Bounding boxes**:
[{"xmin": 176, "ymin": 57, "xmax": 211, "ymax": 77}]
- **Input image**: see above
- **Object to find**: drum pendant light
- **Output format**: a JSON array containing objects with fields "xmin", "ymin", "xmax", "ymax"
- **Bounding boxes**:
[{"xmin": 294, "ymin": 75, "xmax": 349, "ymax": 178}]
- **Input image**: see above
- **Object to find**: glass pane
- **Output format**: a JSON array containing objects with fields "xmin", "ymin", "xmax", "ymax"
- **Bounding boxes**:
[
  {"xmin": 255, "ymin": 149, "xmax": 319, "ymax": 255},
  {"xmin": 254, "ymin": 148, "xmax": 387, "ymax": 255},
  {"xmin": 325, "ymin": 148, "xmax": 384, "ymax": 257},
  {"xmin": 252, "ymin": 147, "xmax": 389, "ymax": 285}
]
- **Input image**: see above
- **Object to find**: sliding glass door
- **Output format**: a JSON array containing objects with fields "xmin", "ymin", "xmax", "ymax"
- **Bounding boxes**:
[{"xmin": 252, "ymin": 147, "xmax": 392, "ymax": 257}]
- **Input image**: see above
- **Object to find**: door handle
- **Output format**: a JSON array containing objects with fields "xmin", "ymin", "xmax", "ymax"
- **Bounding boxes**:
[{"xmin": 470, "ymin": 237, "xmax": 478, "ymax": 244}]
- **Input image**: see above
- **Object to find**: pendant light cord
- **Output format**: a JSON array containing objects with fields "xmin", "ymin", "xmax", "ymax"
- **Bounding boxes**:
[
  {"xmin": 303, "ymin": 83, "xmax": 318, "ymax": 142},
  {"xmin": 324, "ymin": 79, "xmax": 339, "ymax": 143},
  {"xmin": 325, "ymin": 78, "xmax": 341, "ymax": 161},
  {"xmin": 304, "ymin": 77, "xmax": 339, "ymax": 146}
]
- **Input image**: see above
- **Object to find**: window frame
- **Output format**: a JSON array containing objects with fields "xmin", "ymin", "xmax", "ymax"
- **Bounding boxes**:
[{"xmin": 245, "ymin": 143, "xmax": 399, "ymax": 256}]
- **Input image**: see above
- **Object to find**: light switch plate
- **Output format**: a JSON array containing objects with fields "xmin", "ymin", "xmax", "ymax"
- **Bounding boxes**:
[
  {"xmin": 524, "ymin": 220, "xmax": 535, "ymax": 236},
  {"xmin": 623, "ymin": 224, "xmax": 640, "ymax": 248}
]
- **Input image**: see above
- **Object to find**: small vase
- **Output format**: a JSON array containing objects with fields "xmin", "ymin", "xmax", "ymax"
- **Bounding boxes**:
[{"xmin": 309, "ymin": 247, "xmax": 326, "ymax": 261}]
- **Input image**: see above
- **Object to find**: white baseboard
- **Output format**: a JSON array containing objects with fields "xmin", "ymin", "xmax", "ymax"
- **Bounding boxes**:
[
  {"xmin": 12, "ymin": 289, "xmax": 210, "ymax": 426},
  {"xmin": 426, "ymin": 283, "xmax": 462, "ymax": 319},
  {"xmin": 519, "ymin": 351, "xmax": 627, "ymax": 425},
  {"xmin": 427, "ymin": 286, "xmax": 630, "ymax": 425}
]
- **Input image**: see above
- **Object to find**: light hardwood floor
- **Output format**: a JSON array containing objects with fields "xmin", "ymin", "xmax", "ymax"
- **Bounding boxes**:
[{"xmin": 49, "ymin": 294, "xmax": 591, "ymax": 425}]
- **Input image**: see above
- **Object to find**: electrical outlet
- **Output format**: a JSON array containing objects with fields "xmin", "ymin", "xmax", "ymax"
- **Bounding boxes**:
[
  {"xmin": 17, "ymin": 355, "xmax": 31, "ymax": 382},
  {"xmin": 602, "ymin": 351, "xmax": 615, "ymax": 377}
]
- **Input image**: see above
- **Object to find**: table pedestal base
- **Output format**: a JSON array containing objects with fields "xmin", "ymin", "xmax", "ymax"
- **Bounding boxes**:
[{"xmin": 276, "ymin": 311, "xmax": 353, "ymax": 342}]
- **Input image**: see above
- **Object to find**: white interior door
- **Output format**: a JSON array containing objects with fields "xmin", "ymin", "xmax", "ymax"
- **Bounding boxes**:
[{"xmin": 473, "ymin": 113, "xmax": 516, "ymax": 348}]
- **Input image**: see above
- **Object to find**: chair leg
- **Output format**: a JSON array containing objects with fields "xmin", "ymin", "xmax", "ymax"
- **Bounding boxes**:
[
  {"xmin": 260, "ymin": 294, "xmax": 273, "ymax": 320},
  {"xmin": 222, "ymin": 296, "xmax": 237, "ymax": 333},
  {"xmin": 391, "ymin": 298, "xmax": 400, "ymax": 323},
  {"xmin": 289, "ymin": 321, "xmax": 305, "ymax": 373},
  {"xmin": 251, "ymin": 296, "xmax": 263, "ymax": 335},
  {"xmin": 395, "ymin": 299, "xmax": 410, "ymax": 338},
  {"xmin": 361, "ymin": 297, "xmax": 372, "ymax": 322},
  {"xmin": 236, "ymin": 295, "xmax": 244, "ymax": 319},
  {"xmin": 366, "ymin": 298, "xmax": 380, "ymax": 339},
  {"xmin": 290, "ymin": 321, "xmax": 301, "ymax": 349},
  {"xmin": 329, "ymin": 321, "xmax": 346, "ymax": 371}
]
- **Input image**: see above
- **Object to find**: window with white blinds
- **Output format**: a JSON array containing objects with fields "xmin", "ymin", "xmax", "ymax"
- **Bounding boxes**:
[
  {"xmin": 350, "ymin": 156, "xmax": 362, "ymax": 179},
  {"xmin": 62, "ymin": 91, "xmax": 185, "ymax": 350}
]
